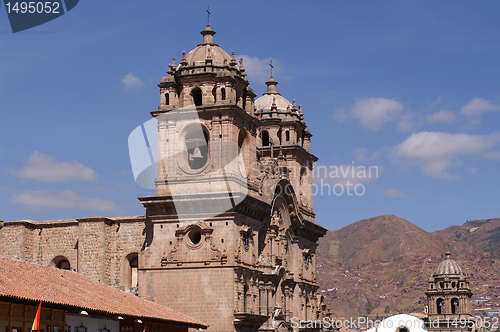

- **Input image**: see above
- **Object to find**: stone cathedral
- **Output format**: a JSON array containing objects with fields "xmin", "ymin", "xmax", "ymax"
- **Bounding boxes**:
[{"xmin": 0, "ymin": 25, "xmax": 329, "ymax": 332}]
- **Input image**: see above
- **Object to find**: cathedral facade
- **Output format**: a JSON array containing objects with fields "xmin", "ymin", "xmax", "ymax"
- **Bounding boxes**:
[{"xmin": 0, "ymin": 25, "xmax": 328, "ymax": 332}]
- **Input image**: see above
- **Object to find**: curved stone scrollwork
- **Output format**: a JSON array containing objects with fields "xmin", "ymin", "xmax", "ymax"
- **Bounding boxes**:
[
  {"xmin": 207, "ymin": 235, "xmax": 226, "ymax": 262},
  {"xmin": 164, "ymin": 244, "xmax": 179, "ymax": 264},
  {"xmin": 160, "ymin": 222, "xmax": 227, "ymax": 266}
]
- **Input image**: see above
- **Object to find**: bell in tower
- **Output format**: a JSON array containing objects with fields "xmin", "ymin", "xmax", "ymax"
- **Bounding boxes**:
[{"xmin": 424, "ymin": 251, "xmax": 478, "ymax": 332}]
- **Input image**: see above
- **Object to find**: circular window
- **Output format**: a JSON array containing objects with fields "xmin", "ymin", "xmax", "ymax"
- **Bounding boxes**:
[
  {"xmin": 188, "ymin": 228, "xmax": 202, "ymax": 245},
  {"xmin": 185, "ymin": 227, "xmax": 204, "ymax": 250}
]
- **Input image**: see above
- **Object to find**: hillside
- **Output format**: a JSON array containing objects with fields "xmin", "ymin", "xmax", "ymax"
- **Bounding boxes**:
[
  {"xmin": 435, "ymin": 218, "xmax": 500, "ymax": 257},
  {"xmin": 316, "ymin": 215, "xmax": 500, "ymax": 318}
]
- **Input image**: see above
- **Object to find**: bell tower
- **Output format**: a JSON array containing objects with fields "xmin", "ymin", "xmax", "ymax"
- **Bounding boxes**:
[
  {"xmin": 254, "ymin": 76, "xmax": 316, "ymax": 213},
  {"xmin": 425, "ymin": 251, "xmax": 474, "ymax": 332},
  {"xmin": 138, "ymin": 25, "xmax": 328, "ymax": 332}
]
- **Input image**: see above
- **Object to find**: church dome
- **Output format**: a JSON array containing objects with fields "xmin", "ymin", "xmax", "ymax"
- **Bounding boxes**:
[
  {"xmin": 433, "ymin": 251, "xmax": 464, "ymax": 277},
  {"xmin": 364, "ymin": 314, "xmax": 427, "ymax": 332},
  {"xmin": 183, "ymin": 24, "xmax": 232, "ymax": 66},
  {"xmin": 255, "ymin": 94, "xmax": 293, "ymax": 111},
  {"xmin": 255, "ymin": 77, "xmax": 293, "ymax": 112}
]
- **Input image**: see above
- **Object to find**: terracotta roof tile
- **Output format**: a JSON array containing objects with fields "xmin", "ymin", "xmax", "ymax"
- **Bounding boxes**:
[{"xmin": 0, "ymin": 256, "xmax": 207, "ymax": 329}]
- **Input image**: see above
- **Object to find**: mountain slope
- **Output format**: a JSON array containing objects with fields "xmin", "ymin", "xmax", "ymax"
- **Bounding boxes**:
[
  {"xmin": 319, "ymin": 215, "xmax": 446, "ymax": 269},
  {"xmin": 435, "ymin": 218, "xmax": 500, "ymax": 257},
  {"xmin": 316, "ymin": 215, "xmax": 500, "ymax": 318}
]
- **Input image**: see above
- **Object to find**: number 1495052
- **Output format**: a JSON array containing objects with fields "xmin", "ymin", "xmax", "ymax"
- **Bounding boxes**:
[{"xmin": 5, "ymin": 2, "xmax": 60, "ymax": 14}]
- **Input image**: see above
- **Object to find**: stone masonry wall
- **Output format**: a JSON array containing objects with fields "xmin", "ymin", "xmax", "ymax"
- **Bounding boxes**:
[
  {"xmin": 0, "ymin": 216, "xmax": 146, "ymax": 291},
  {"xmin": 140, "ymin": 267, "xmax": 236, "ymax": 332}
]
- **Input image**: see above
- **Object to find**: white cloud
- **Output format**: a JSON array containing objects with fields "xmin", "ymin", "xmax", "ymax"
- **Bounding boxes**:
[
  {"xmin": 382, "ymin": 188, "xmax": 407, "ymax": 198},
  {"xmin": 9, "ymin": 189, "xmax": 122, "ymax": 213},
  {"xmin": 240, "ymin": 55, "xmax": 279, "ymax": 84},
  {"xmin": 121, "ymin": 73, "xmax": 145, "ymax": 89},
  {"xmin": 459, "ymin": 98, "xmax": 500, "ymax": 117},
  {"xmin": 10, "ymin": 152, "xmax": 97, "ymax": 183},
  {"xmin": 426, "ymin": 110, "xmax": 456, "ymax": 124},
  {"xmin": 393, "ymin": 131, "xmax": 500, "ymax": 179},
  {"xmin": 349, "ymin": 97, "xmax": 404, "ymax": 132}
]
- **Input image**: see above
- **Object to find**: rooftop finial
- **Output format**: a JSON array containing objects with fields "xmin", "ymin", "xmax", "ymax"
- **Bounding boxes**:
[
  {"xmin": 264, "ymin": 76, "xmax": 278, "ymax": 94},
  {"xmin": 271, "ymin": 96, "xmax": 277, "ymax": 110},
  {"xmin": 167, "ymin": 57, "xmax": 176, "ymax": 74},
  {"xmin": 230, "ymin": 51, "xmax": 237, "ymax": 66},
  {"xmin": 180, "ymin": 51, "xmax": 188, "ymax": 66},
  {"xmin": 269, "ymin": 59, "xmax": 274, "ymax": 78},
  {"xmin": 200, "ymin": 24, "xmax": 215, "ymax": 44},
  {"xmin": 206, "ymin": 6, "xmax": 211, "ymax": 25}
]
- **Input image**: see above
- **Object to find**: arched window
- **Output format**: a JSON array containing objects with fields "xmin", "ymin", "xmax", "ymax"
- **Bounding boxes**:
[
  {"xmin": 192, "ymin": 87, "xmax": 202, "ymax": 106},
  {"xmin": 451, "ymin": 298, "xmax": 460, "ymax": 314},
  {"xmin": 304, "ymin": 253, "xmax": 311, "ymax": 269},
  {"xmin": 52, "ymin": 256, "xmax": 71, "ymax": 270},
  {"xmin": 243, "ymin": 284, "xmax": 249, "ymax": 313},
  {"xmin": 305, "ymin": 296, "xmax": 309, "ymax": 321},
  {"xmin": 165, "ymin": 92, "xmax": 169, "ymax": 105},
  {"xmin": 437, "ymin": 298, "xmax": 445, "ymax": 314},
  {"xmin": 124, "ymin": 253, "xmax": 139, "ymax": 294},
  {"xmin": 261, "ymin": 131, "xmax": 270, "ymax": 147},
  {"xmin": 285, "ymin": 130, "xmax": 290, "ymax": 142},
  {"xmin": 258, "ymin": 227, "xmax": 267, "ymax": 258},
  {"xmin": 212, "ymin": 86, "xmax": 217, "ymax": 103},
  {"xmin": 242, "ymin": 231, "xmax": 251, "ymax": 251},
  {"xmin": 221, "ymin": 88, "xmax": 226, "ymax": 100},
  {"xmin": 130, "ymin": 256, "xmax": 138, "ymax": 289},
  {"xmin": 57, "ymin": 260, "xmax": 71, "ymax": 270},
  {"xmin": 238, "ymin": 129, "xmax": 247, "ymax": 153}
]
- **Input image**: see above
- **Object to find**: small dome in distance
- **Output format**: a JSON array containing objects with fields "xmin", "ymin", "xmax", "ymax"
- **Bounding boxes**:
[{"xmin": 433, "ymin": 251, "xmax": 464, "ymax": 277}]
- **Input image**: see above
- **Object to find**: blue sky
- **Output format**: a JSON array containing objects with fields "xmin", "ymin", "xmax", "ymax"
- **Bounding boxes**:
[{"xmin": 1, "ymin": 1, "xmax": 499, "ymax": 232}]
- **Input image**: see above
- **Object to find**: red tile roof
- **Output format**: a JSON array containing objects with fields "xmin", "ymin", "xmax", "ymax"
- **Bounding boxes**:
[{"xmin": 0, "ymin": 256, "xmax": 207, "ymax": 329}]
